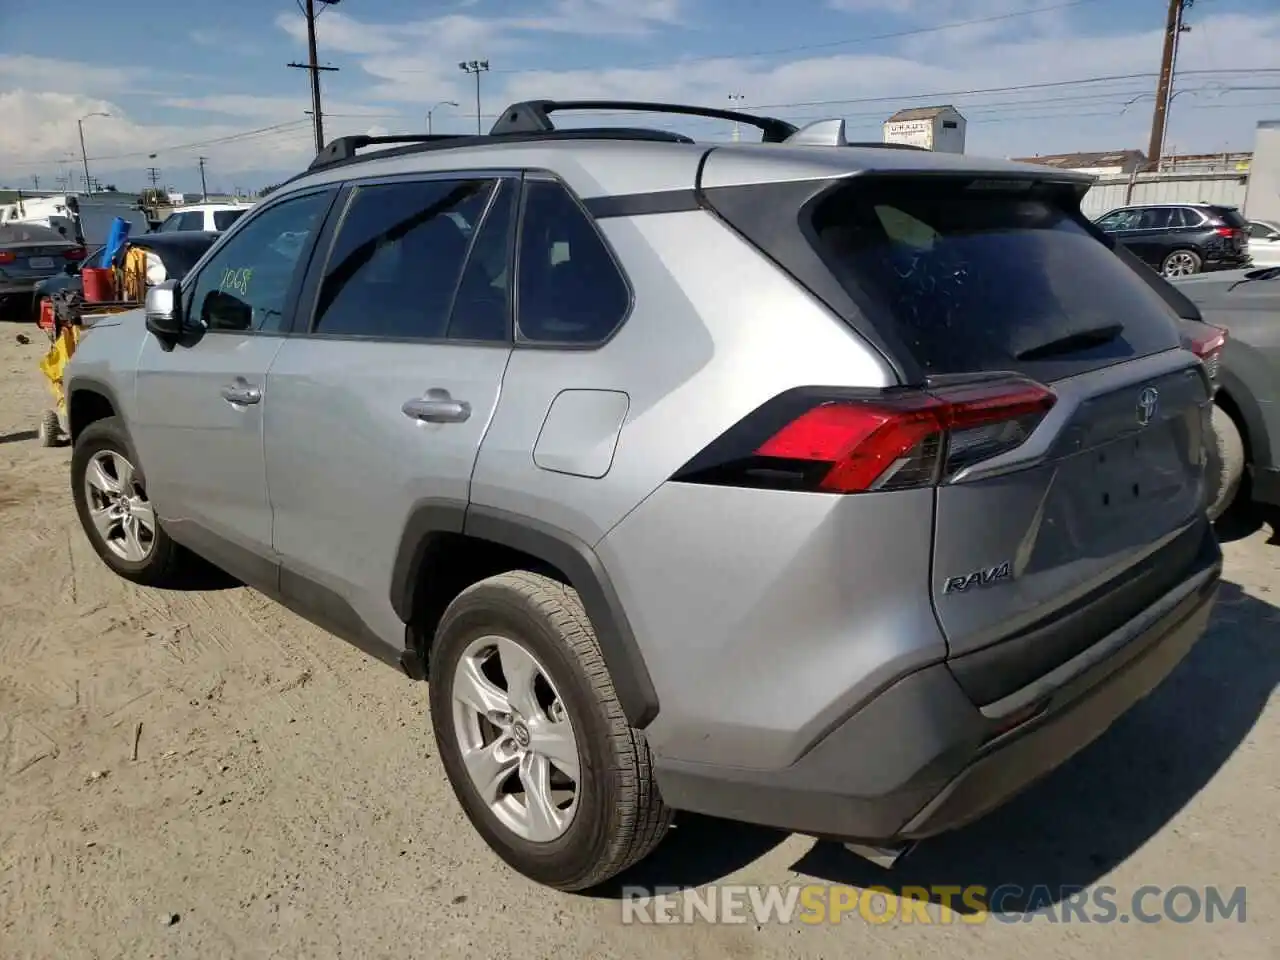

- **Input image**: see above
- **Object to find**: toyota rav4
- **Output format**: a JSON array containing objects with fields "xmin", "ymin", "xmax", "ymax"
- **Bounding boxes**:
[{"xmin": 63, "ymin": 100, "xmax": 1222, "ymax": 891}]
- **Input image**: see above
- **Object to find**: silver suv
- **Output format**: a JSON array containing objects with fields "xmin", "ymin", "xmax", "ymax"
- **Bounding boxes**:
[{"xmin": 64, "ymin": 100, "xmax": 1223, "ymax": 891}]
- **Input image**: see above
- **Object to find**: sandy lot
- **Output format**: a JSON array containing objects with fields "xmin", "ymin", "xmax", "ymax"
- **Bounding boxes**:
[{"xmin": 0, "ymin": 318, "xmax": 1276, "ymax": 959}]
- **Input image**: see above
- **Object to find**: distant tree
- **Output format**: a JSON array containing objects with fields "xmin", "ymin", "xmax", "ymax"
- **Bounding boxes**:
[
  {"xmin": 258, "ymin": 182, "xmax": 282, "ymax": 197},
  {"xmin": 104, "ymin": 184, "xmax": 118, "ymax": 192}
]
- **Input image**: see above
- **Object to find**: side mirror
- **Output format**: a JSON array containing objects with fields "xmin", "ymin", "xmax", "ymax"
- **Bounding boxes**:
[{"xmin": 145, "ymin": 279, "xmax": 185, "ymax": 338}]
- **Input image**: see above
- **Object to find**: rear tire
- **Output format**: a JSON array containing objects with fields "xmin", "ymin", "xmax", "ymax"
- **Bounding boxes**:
[
  {"xmin": 1161, "ymin": 248, "xmax": 1202, "ymax": 278},
  {"xmin": 429, "ymin": 571, "xmax": 671, "ymax": 891},
  {"xmin": 1206, "ymin": 403, "xmax": 1245, "ymax": 522},
  {"xmin": 70, "ymin": 416, "xmax": 188, "ymax": 586}
]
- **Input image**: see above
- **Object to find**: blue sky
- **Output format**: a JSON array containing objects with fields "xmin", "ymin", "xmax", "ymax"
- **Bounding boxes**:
[{"xmin": 2, "ymin": 0, "xmax": 1278, "ymax": 192}]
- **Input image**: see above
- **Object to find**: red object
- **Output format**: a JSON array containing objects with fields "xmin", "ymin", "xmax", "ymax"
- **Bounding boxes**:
[
  {"xmin": 1187, "ymin": 324, "xmax": 1227, "ymax": 360},
  {"xmin": 38, "ymin": 297, "xmax": 54, "ymax": 332},
  {"xmin": 63, "ymin": 246, "xmax": 87, "ymax": 260},
  {"xmin": 755, "ymin": 380, "xmax": 1056, "ymax": 493},
  {"xmin": 0, "ymin": 251, "xmax": 15, "ymax": 264},
  {"xmin": 81, "ymin": 266, "xmax": 116, "ymax": 303}
]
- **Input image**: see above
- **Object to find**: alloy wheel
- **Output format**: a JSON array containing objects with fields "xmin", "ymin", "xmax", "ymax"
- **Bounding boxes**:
[{"xmin": 83, "ymin": 450, "xmax": 157, "ymax": 563}]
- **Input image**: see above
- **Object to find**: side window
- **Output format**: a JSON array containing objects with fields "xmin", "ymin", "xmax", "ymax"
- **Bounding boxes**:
[
  {"xmin": 157, "ymin": 214, "xmax": 183, "ymax": 233},
  {"xmin": 1138, "ymin": 207, "xmax": 1173, "ymax": 230},
  {"xmin": 516, "ymin": 179, "xmax": 630, "ymax": 344},
  {"xmin": 214, "ymin": 209, "xmax": 246, "ymax": 231},
  {"xmin": 178, "ymin": 211, "xmax": 205, "ymax": 231},
  {"xmin": 447, "ymin": 178, "xmax": 516, "ymax": 342},
  {"xmin": 1179, "ymin": 208, "xmax": 1204, "ymax": 228},
  {"xmin": 311, "ymin": 178, "xmax": 496, "ymax": 339},
  {"xmin": 184, "ymin": 190, "xmax": 332, "ymax": 334}
]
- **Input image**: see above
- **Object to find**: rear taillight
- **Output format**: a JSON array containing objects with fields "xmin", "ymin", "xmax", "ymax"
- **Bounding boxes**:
[
  {"xmin": 0, "ymin": 251, "xmax": 15, "ymax": 265},
  {"xmin": 673, "ymin": 379, "xmax": 1056, "ymax": 494},
  {"xmin": 64, "ymin": 247, "xmax": 86, "ymax": 260},
  {"xmin": 1213, "ymin": 225, "xmax": 1244, "ymax": 240},
  {"xmin": 1186, "ymin": 324, "xmax": 1227, "ymax": 381}
]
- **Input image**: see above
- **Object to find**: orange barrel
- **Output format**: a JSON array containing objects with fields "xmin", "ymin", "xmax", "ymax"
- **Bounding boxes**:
[
  {"xmin": 81, "ymin": 267, "xmax": 116, "ymax": 303},
  {"xmin": 38, "ymin": 297, "xmax": 55, "ymax": 332}
]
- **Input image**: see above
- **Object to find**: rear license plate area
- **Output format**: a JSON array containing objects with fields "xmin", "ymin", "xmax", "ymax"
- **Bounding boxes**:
[{"xmin": 28, "ymin": 257, "xmax": 54, "ymax": 270}]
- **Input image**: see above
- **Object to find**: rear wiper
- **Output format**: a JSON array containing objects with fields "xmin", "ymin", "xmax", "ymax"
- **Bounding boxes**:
[
  {"xmin": 1015, "ymin": 323, "xmax": 1124, "ymax": 361},
  {"xmin": 1228, "ymin": 265, "xmax": 1280, "ymax": 292}
]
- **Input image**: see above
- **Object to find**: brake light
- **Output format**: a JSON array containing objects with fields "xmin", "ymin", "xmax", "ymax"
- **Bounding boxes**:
[
  {"xmin": 674, "ymin": 379, "xmax": 1056, "ymax": 494},
  {"xmin": 1213, "ymin": 225, "xmax": 1244, "ymax": 239},
  {"xmin": 64, "ymin": 247, "xmax": 86, "ymax": 260},
  {"xmin": 0, "ymin": 251, "xmax": 15, "ymax": 264},
  {"xmin": 1186, "ymin": 324, "xmax": 1227, "ymax": 381}
]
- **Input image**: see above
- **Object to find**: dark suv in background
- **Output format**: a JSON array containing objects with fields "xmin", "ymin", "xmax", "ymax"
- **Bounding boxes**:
[{"xmin": 1095, "ymin": 203, "xmax": 1251, "ymax": 278}]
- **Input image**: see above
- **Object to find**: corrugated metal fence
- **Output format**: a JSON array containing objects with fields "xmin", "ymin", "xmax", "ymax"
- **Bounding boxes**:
[{"xmin": 1079, "ymin": 171, "xmax": 1250, "ymax": 219}]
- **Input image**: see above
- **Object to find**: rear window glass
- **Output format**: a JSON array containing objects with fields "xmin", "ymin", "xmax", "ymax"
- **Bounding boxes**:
[
  {"xmin": 1209, "ymin": 207, "xmax": 1247, "ymax": 228},
  {"xmin": 214, "ymin": 209, "xmax": 246, "ymax": 230},
  {"xmin": 808, "ymin": 177, "xmax": 1182, "ymax": 375},
  {"xmin": 0, "ymin": 222, "xmax": 65, "ymax": 243}
]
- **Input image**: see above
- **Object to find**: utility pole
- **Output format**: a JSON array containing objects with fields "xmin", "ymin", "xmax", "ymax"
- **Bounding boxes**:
[
  {"xmin": 1147, "ymin": 0, "xmax": 1193, "ymax": 170},
  {"xmin": 78, "ymin": 112, "xmax": 109, "ymax": 195},
  {"xmin": 458, "ymin": 60, "xmax": 490, "ymax": 135},
  {"xmin": 32, "ymin": 175, "xmax": 39, "ymax": 190},
  {"xmin": 197, "ymin": 157, "xmax": 209, "ymax": 201},
  {"xmin": 288, "ymin": 0, "xmax": 342, "ymax": 154}
]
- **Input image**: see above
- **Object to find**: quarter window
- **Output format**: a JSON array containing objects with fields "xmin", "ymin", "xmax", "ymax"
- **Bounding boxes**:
[
  {"xmin": 516, "ymin": 179, "xmax": 630, "ymax": 344},
  {"xmin": 184, "ymin": 189, "xmax": 332, "ymax": 333},
  {"xmin": 311, "ymin": 178, "xmax": 496, "ymax": 339}
]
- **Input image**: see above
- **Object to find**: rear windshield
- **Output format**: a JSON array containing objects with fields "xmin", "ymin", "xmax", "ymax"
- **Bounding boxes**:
[
  {"xmin": 807, "ymin": 177, "xmax": 1182, "ymax": 376},
  {"xmin": 0, "ymin": 222, "xmax": 66, "ymax": 243},
  {"xmin": 213, "ymin": 209, "xmax": 246, "ymax": 230},
  {"xmin": 1208, "ymin": 206, "xmax": 1247, "ymax": 228}
]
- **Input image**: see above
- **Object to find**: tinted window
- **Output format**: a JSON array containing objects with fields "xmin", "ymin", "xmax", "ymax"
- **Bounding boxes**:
[
  {"xmin": 1248, "ymin": 221, "xmax": 1279, "ymax": 239},
  {"xmin": 184, "ymin": 190, "xmax": 331, "ymax": 333},
  {"xmin": 447, "ymin": 179, "xmax": 516, "ymax": 342},
  {"xmin": 1210, "ymin": 206, "xmax": 1247, "ymax": 228},
  {"xmin": 214, "ymin": 209, "xmax": 246, "ymax": 231},
  {"xmin": 311, "ymin": 178, "xmax": 495, "ymax": 339},
  {"xmin": 1096, "ymin": 209, "xmax": 1139, "ymax": 231},
  {"xmin": 808, "ymin": 177, "xmax": 1180, "ymax": 375},
  {"xmin": 1137, "ymin": 207, "xmax": 1174, "ymax": 230},
  {"xmin": 516, "ymin": 179, "xmax": 630, "ymax": 343},
  {"xmin": 157, "ymin": 214, "xmax": 183, "ymax": 233},
  {"xmin": 178, "ymin": 211, "xmax": 205, "ymax": 231}
]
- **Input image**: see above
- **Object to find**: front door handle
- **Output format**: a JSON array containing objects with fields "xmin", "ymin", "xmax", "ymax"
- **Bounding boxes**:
[
  {"xmin": 402, "ymin": 389, "xmax": 471, "ymax": 424},
  {"xmin": 221, "ymin": 382, "xmax": 262, "ymax": 405}
]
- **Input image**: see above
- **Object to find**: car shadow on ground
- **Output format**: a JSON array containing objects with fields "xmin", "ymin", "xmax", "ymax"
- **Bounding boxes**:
[
  {"xmin": 1215, "ymin": 504, "xmax": 1280, "ymax": 546},
  {"xmin": 591, "ymin": 580, "xmax": 1277, "ymax": 909},
  {"xmin": 0, "ymin": 429, "xmax": 39, "ymax": 444}
]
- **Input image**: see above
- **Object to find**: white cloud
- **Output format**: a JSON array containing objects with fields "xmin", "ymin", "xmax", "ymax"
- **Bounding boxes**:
[{"xmin": 2, "ymin": 6, "xmax": 1278, "ymax": 191}]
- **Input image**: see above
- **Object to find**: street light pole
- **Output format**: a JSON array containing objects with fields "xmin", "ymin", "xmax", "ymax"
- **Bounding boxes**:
[
  {"xmin": 458, "ymin": 60, "xmax": 490, "ymax": 135},
  {"xmin": 427, "ymin": 100, "xmax": 459, "ymax": 134},
  {"xmin": 727, "ymin": 93, "xmax": 745, "ymax": 142},
  {"xmin": 78, "ymin": 112, "xmax": 110, "ymax": 195}
]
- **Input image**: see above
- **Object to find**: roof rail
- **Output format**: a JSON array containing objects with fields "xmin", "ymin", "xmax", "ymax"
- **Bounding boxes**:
[
  {"xmin": 490, "ymin": 99, "xmax": 799, "ymax": 143},
  {"xmin": 309, "ymin": 133, "xmax": 462, "ymax": 170}
]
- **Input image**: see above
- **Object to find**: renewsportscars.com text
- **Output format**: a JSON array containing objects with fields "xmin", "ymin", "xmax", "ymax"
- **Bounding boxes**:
[{"xmin": 621, "ymin": 884, "xmax": 1248, "ymax": 925}]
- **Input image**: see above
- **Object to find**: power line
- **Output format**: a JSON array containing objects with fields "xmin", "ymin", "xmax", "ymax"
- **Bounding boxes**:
[{"xmin": 287, "ymin": 0, "xmax": 341, "ymax": 152}]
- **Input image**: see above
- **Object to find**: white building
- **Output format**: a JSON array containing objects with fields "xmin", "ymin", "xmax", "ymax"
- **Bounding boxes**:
[{"xmin": 882, "ymin": 105, "xmax": 966, "ymax": 153}]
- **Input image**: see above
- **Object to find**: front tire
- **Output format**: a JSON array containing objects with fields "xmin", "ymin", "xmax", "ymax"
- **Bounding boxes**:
[
  {"xmin": 429, "ymin": 571, "xmax": 671, "ymax": 891},
  {"xmin": 70, "ymin": 416, "xmax": 187, "ymax": 586}
]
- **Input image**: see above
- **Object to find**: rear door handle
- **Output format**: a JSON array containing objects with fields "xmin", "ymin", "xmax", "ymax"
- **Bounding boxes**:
[
  {"xmin": 402, "ymin": 389, "xmax": 471, "ymax": 424},
  {"xmin": 221, "ymin": 382, "xmax": 261, "ymax": 405}
]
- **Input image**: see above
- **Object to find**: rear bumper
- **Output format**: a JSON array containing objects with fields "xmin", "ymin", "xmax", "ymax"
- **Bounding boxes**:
[
  {"xmin": 654, "ymin": 527, "xmax": 1221, "ymax": 843},
  {"xmin": 1250, "ymin": 465, "xmax": 1280, "ymax": 508}
]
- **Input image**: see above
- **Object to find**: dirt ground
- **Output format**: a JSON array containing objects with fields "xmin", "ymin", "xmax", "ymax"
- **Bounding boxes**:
[{"xmin": 0, "ymin": 318, "xmax": 1276, "ymax": 960}]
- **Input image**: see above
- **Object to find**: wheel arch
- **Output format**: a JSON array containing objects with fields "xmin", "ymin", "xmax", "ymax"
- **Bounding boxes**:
[
  {"xmin": 67, "ymin": 377, "xmax": 124, "ymax": 446},
  {"xmin": 391, "ymin": 500, "xmax": 660, "ymax": 729}
]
